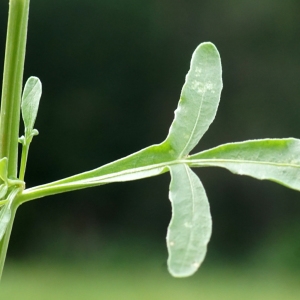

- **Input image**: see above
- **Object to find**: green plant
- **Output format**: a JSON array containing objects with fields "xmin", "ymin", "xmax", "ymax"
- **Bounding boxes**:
[{"xmin": 1, "ymin": 0, "xmax": 299, "ymax": 281}]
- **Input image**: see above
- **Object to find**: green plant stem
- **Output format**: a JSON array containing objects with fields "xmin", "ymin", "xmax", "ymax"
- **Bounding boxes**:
[
  {"xmin": 0, "ymin": 200, "xmax": 18, "ymax": 280},
  {"xmin": 0, "ymin": 0, "xmax": 30, "ymax": 280},
  {"xmin": 19, "ymin": 142, "xmax": 29, "ymax": 181},
  {"xmin": 0, "ymin": 0, "xmax": 31, "ymax": 178}
]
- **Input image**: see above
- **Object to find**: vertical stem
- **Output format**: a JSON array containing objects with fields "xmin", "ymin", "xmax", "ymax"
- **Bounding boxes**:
[
  {"xmin": 0, "ymin": 0, "xmax": 31, "ymax": 178},
  {"xmin": 0, "ymin": 0, "xmax": 31, "ymax": 280}
]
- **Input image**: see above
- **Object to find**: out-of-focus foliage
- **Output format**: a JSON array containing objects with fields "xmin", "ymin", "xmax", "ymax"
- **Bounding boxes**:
[
  {"xmin": 2, "ymin": 258, "xmax": 300, "ymax": 300},
  {"xmin": 1, "ymin": 0, "xmax": 300, "ymax": 266}
]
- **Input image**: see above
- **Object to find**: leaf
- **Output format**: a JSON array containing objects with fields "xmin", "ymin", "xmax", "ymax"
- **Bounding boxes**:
[
  {"xmin": 0, "ymin": 189, "xmax": 19, "ymax": 242},
  {"xmin": 189, "ymin": 138, "xmax": 300, "ymax": 191},
  {"xmin": 0, "ymin": 204, "xmax": 11, "ymax": 242},
  {"xmin": 164, "ymin": 42, "xmax": 222, "ymax": 158},
  {"xmin": 0, "ymin": 185, "xmax": 8, "ymax": 200},
  {"xmin": 25, "ymin": 43, "xmax": 223, "ymax": 195},
  {"xmin": 167, "ymin": 164, "xmax": 212, "ymax": 277},
  {"xmin": 21, "ymin": 76, "xmax": 42, "ymax": 133},
  {"xmin": 18, "ymin": 43, "xmax": 219, "ymax": 278},
  {"xmin": 25, "ymin": 144, "xmax": 173, "ymax": 195}
]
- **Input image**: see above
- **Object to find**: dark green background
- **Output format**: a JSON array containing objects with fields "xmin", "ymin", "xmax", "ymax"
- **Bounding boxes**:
[{"xmin": 1, "ymin": 0, "xmax": 300, "ymax": 267}]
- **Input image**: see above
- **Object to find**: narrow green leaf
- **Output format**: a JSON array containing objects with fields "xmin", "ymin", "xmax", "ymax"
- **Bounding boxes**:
[
  {"xmin": 21, "ymin": 76, "xmax": 42, "ymax": 132},
  {"xmin": 70, "ymin": 143, "xmax": 173, "ymax": 183},
  {"xmin": 0, "ymin": 185, "xmax": 8, "ymax": 200},
  {"xmin": 22, "ymin": 144, "xmax": 174, "ymax": 198},
  {"xmin": 0, "ymin": 205, "xmax": 11, "ymax": 242},
  {"xmin": 164, "ymin": 42, "xmax": 222, "ymax": 158},
  {"xmin": 189, "ymin": 138, "xmax": 300, "ymax": 191},
  {"xmin": 167, "ymin": 164, "xmax": 212, "ymax": 277},
  {"xmin": 0, "ymin": 188, "xmax": 19, "ymax": 242}
]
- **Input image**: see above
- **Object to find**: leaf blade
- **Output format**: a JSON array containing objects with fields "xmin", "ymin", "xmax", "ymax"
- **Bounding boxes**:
[
  {"xmin": 165, "ymin": 42, "xmax": 222, "ymax": 158},
  {"xmin": 21, "ymin": 76, "xmax": 42, "ymax": 132},
  {"xmin": 24, "ymin": 43, "xmax": 223, "ymax": 196},
  {"xmin": 189, "ymin": 138, "xmax": 300, "ymax": 191},
  {"xmin": 0, "ymin": 188, "xmax": 19, "ymax": 242},
  {"xmin": 167, "ymin": 164, "xmax": 212, "ymax": 277},
  {"xmin": 23, "ymin": 143, "xmax": 173, "ymax": 197}
]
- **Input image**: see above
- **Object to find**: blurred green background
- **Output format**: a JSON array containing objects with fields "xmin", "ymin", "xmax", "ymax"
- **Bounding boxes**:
[{"xmin": 1, "ymin": 0, "xmax": 300, "ymax": 298}]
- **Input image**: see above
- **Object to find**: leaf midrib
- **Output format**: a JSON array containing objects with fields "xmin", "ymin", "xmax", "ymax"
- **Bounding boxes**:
[
  {"xmin": 178, "ymin": 76, "xmax": 208, "ymax": 158},
  {"xmin": 188, "ymin": 158, "xmax": 300, "ymax": 168},
  {"xmin": 178, "ymin": 164, "xmax": 196, "ymax": 273},
  {"xmin": 22, "ymin": 156, "xmax": 300, "ymax": 199}
]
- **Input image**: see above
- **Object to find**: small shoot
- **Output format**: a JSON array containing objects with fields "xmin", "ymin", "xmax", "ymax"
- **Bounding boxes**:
[{"xmin": 19, "ymin": 76, "xmax": 42, "ymax": 181}]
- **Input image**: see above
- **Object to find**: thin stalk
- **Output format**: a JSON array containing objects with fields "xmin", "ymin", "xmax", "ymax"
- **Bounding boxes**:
[
  {"xmin": 19, "ymin": 142, "xmax": 29, "ymax": 181},
  {"xmin": 0, "ymin": 0, "xmax": 31, "ymax": 178}
]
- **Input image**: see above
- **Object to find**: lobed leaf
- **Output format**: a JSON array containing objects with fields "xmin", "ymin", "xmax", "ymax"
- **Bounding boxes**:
[
  {"xmin": 26, "ymin": 43, "xmax": 222, "ymax": 193},
  {"xmin": 21, "ymin": 76, "xmax": 42, "ymax": 133},
  {"xmin": 18, "ymin": 43, "xmax": 221, "ymax": 279},
  {"xmin": 164, "ymin": 42, "xmax": 222, "ymax": 158},
  {"xmin": 167, "ymin": 164, "xmax": 212, "ymax": 277},
  {"xmin": 14, "ymin": 42, "xmax": 300, "ymax": 279},
  {"xmin": 189, "ymin": 138, "xmax": 300, "ymax": 191}
]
